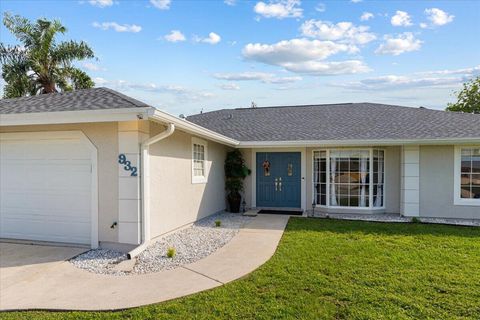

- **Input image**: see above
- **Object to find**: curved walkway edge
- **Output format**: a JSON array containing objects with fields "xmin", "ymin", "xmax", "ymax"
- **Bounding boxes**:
[{"xmin": 0, "ymin": 214, "xmax": 289, "ymax": 311}]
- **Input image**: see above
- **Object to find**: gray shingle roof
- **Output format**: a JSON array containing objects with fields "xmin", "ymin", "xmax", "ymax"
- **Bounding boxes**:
[
  {"xmin": 0, "ymin": 87, "xmax": 152, "ymax": 114},
  {"xmin": 187, "ymin": 103, "xmax": 480, "ymax": 142}
]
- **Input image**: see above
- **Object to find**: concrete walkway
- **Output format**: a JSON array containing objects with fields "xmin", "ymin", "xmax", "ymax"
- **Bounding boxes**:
[{"xmin": 0, "ymin": 214, "xmax": 289, "ymax": 311}]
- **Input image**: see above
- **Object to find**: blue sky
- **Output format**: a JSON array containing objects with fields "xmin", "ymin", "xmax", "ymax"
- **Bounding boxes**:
[{"xmin": 1, "ymin": 0, "xmax": 479, "ymax": 115}]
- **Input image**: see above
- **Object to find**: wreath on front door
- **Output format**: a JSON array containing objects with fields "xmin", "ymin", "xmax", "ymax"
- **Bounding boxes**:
[{"xmin": 262, "ymin": 160, "xmax": 271, "ymax": 176}]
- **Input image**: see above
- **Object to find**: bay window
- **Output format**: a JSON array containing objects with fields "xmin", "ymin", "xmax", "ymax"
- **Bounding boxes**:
[{"xmin": 313, "ymin": 149, "xmax": 385, "ymax": 209}]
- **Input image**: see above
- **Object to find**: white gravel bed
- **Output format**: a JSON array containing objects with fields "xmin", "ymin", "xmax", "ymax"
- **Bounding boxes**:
[
  {"xmin": 70, "ymin": 212, "xmax": 251, "ymax": 275},
  {"xmin": 70, "ymin": 248, "xmax": 128, "ymax": 274},
  {"xmin": 313, "ymin": 212, "xmax": 411, "ymax": 223},
  {"xmin": 419, "ymin": 217, "xmax": 480, "ymax": 227},
  {"xmin": 312, "ymin": 212, "xmax": 480, "ymax": 226}
]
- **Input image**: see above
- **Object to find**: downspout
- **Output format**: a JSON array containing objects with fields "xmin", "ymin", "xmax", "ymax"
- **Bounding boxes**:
[{"xmin": 127, "ymin": 123, "xmax": 175, "ymax": 259}]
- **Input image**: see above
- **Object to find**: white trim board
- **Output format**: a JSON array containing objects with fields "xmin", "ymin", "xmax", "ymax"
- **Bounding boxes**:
[
  {"xmin": 237, "ymin": 138, "xmax": 480, "ymax": 148},
  {"xmin": 0, "ymin": 108, "xmax": 154, "ymax": 126},
  {"xmin": 150, "ymin": 110, "xmax": 239, "ymax": 147}
]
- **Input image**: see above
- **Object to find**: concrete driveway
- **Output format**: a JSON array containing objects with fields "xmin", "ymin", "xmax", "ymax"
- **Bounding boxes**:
[
  {"xmin": 0, "ymin": 214, "xmax": 289, "ymax": 311},
  {"xmin": 0, "ymin": 243, "xmax": 87, "ymax": 293}
]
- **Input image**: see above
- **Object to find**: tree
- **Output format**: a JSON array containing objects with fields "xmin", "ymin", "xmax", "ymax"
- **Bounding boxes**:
[
  {"xmin": 446, "ymin": 77, "xmax": 480, "ymax": 114},
  {"xmin": 0, "ymin": 13, "xmax": 95, "ymax": 98}
]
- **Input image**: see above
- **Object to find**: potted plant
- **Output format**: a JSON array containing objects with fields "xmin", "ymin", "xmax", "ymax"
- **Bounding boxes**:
[{"xmin": 225, "ymin": 149, "xmax": 251, "ymax": 213}]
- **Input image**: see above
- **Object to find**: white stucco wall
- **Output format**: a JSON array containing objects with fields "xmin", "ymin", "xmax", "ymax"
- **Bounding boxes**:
[
  {"xmin": 148, "ymin": 123, "xmax": 229, "ymax": 239},
  {"xmin": 385, "ymin": 146, "xmax": 401, "ymax": 214},
  {"xmin": 0, "ymin": 123, "xmax": 119, "ymax": 243},
  {"xmin": 419, "ymin": 145, "xmax": 480, "ymax": 219},
  {"xmin": 241, "ymin": 148, "xmax": 253, "ymax": 208}
]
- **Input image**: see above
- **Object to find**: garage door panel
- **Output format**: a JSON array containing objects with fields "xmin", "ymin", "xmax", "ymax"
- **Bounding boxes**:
[
  {"xmin": 0, "ymin": 134, "xmax": 93, "ymax": 245},
  {"xmin": 1, "ymin": 195, "xmax": 91, "ymax": 215},
  {"xmin": 1, "ymin": 140, "xmax": 91, "ymax": 159},
  {"xmin": 1, "ymin": 219, "xmax": 90, "ymax": 244},
  {"xmin": 1, "ymin": 169, "xmax": 92, "ymax": 192}
]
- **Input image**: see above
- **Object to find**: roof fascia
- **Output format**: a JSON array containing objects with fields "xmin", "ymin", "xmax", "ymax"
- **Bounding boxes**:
[
  {"xmin": 149, "ymin": 110, "xmax": 239, "ymax": 147},
  {"xmin": 0, "ymin": 107, "xmax": 155, "ymax": 126},
  {"xmin": 237, "ymin": 138, "xmax": 480, "ymax": 148}
]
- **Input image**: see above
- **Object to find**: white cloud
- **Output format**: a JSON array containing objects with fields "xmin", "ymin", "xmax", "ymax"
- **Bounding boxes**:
[
  {"xmin": 391, "ymin": 10, "xmax": 413, "ymax": 27},
  {"xmin": 164, "ymin": 30, "xmax": 186, "ymax": 42},
  {"xmin": 419, "ymin": 23, "xmax": 428, "ymax": 29},
  {"xmin": 243, "ymin": 39, "xmax": 369, "ymax": 75},
  {"xmin": 333, "ymin": 76, "xmax": 461, "ymax": 90},
  {"xmin": 300, "ymin": 20, "xmax": 376, "ymax": 46},
  {"xmin": 280, "ymin": 60, "xmax": 370, "ymax": 75},
  {"xmin": 264, "ymin": 76, "xmax": 302, "ymax": 84},
  {"xmin": 150, "ymin": 0, "xmax": 171, "ymax": 10},
  {"xmin": 88, "ymin": 0, "xmax": 113, "ymax": 8},
  {"xmin": 243, "ymin": 38, "xmax": 350, "ymax": 64},
  {"xmin": 224, "ymin": 0, "xmax": 236, "ymax": 5},
  {"xmin": 219, "ymin": 83, "xmax": 240, "ymax": 90},
  {"xmin": 92, "ymin": 22, "xmax": 142, "ymax": 33},
  {"xmin": 360, "ymin": 12, "xmax": 374, "ymax": 21},
  {"xmin": 128, "ymin": 83, "xmax": 214, "ymax": 101},
  {"xmin": 195, "ymin": 32, "xmax": 221, "ymax": 45},
  {"xmin": 254, "ymin": 0, "xmax": 303, "ymax": 19},
  {"xmin": 332, "ymin": 66, "xmax": 479, "ymax": 90},
  {"xmin": 424, "ymin": 8, "xmax": 454, "ymax": 27},
  {"xmin": 93, "ymin": 77, "xmax": 108, "ymax": 85},
  {"xmin": 416, "ymin": 65, "xmax": 480, "ymax": 77},
  {"xmin": 375, "ymin": 32, "xmax": 422, "ymax": 56},
  {"xmin": 92, "ymin": 78, "xmax": 214, "ymax": 102},
  {"xmin": 213, "ymin": 72, "xmax": 273, "ymax": 81},
  {"xmin": 213, "ymin": 72, "xmax": 302, "ymax": 84},
  {"xmin": 315, "ymin": 2, "xmax": 326, "ymax": 12},
  {"xmin": 350, "ymin": 0, "xmax": 362, "ymax": 3},
  {"xmin": 83, "ymin": 62, "xmax": 106, "ymax": 71},
  {"xmin": 146, "ymin": 84, "xmax": 214, "ymax": 100}
]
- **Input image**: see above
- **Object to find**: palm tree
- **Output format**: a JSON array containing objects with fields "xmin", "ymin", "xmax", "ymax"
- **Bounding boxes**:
[{"xmin": 0, "ymin": 13, "xmax": 95, "ymax": 98}]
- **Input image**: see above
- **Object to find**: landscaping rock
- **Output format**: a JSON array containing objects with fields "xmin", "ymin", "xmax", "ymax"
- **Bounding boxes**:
[{"xmin": 70, "ymin": 212, "xmax": 251, "ymax": 276}]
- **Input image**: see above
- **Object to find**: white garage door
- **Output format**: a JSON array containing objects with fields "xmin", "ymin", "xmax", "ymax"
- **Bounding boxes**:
[{"xmin": 0, "ymin": 132, "xmax": 96, "ymax": 245}]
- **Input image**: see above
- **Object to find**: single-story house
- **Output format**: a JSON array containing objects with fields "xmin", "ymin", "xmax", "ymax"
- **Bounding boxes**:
[{"xmin": 1, "ymin": 88, "xmax": 479, "ymax": 249}]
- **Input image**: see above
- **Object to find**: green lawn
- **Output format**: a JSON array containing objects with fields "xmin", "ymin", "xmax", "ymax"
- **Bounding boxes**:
[{"xmin": 2, "ymin": 218, "xmax": 480, "ymax": 320}]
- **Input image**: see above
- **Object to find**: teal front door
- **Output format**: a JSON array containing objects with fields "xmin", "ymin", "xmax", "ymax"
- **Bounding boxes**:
[{"xmin": 256, "ymin": 152, "xmax": 301, "ymax": 208}]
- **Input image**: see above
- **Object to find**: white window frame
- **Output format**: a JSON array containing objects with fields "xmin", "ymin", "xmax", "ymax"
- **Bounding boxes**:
[
  {"xmin": 454, "ymin": 146, "xmax": 480, "ymax": 206},
  {"xmin": 192, "ymin": 137, "xmax": 208, "ymax": 184},
  {"xmin": 312, "ymin": 148, "xmax": 386, "ymax": 210}
]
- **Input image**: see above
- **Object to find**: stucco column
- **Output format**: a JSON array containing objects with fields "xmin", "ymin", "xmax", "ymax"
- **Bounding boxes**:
[
  {"xmin": 117, "ymin": 120, "xmax": 150, "ymax": 244},
  {"xmin": 400, "ymin": 145, "xmax": 420, "ymax": 217}
]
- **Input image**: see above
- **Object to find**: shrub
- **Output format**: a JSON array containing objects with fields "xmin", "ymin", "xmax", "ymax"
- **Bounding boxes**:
[
  {"xmin": 225, "ymin": 150, "xmax": 251, "ymax": 213},
  {"xmin": 167, "ymin": 247, "xmax": 176, "ymax": 258},
  {"xmin": 215, "ymin": 220, "xmax": 221, "ymax": 227},
  {"xmin": 411, "ymin": 217, "xmax": 421, "ymax": 224}
]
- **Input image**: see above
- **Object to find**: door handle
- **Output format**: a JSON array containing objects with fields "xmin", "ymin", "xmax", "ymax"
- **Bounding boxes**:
[
  {"xmin": 279, "ymin": 177, "xmax": 282, "ymax": 192},
  {"xmin": 274, "ymin": 178, "xmax": 278, "ymax": 191}
]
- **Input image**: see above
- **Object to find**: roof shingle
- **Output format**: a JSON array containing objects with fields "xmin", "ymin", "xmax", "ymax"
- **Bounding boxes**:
[
  {"xmin": 0, "ymin": 87, "xmax": 151, "ymax": 114},
  {"xmin": 187, "ymin": 103, "xmax": 480, "ymax": 141}
]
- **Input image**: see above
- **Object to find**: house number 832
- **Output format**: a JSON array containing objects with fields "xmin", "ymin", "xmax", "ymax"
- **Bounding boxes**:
[{"xmin": 118, "ymin": 154, "xmax": 138, "ymax": 177}]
